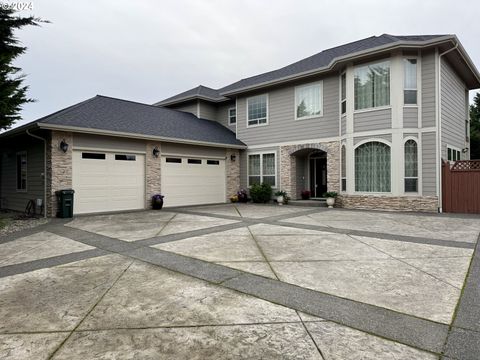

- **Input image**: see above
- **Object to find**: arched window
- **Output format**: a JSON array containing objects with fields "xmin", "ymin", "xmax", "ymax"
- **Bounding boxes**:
[
  {"xmin": 341, "ymin": 145, "xmax": 346, "ymax": 191},
  {"xmin": 404, "ymin": 140, "xmax": 418, "ymax": 192},
  {"xmin": 355, "ymin": 141, "xmax": 391, "ymax": 192}
]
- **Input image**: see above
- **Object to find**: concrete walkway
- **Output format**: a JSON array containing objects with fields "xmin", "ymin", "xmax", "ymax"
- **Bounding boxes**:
[{"xmin": 1, "ymin": 204, "xmax": 479, "ymax": 359}]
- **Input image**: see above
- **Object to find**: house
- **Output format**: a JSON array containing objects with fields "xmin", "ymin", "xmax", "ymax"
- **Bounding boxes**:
[{"xmin": 1, "ymin": 34, "xmax": 479, "ymax": 215}]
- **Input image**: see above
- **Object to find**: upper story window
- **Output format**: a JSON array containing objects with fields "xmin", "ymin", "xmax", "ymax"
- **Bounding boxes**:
[
  {"xmin": 354, "ymin": 61, "xmax": 390, "ymax": 111},
  {"xmin": 404, "ymin": 59, "xmax": 417, "ymax": 105},
  {"xmin": 228, "ymin": 107, "xmax": 236, "ymax": 125},
  {"xmin": 404, "ymin": 140, "xmax": 418, "ymax": 192},
  {"xmin": 341, "ymin": 73, "xmax": 346, "ymax": 115},
  {"xmin": 248, "ymin": 152, "xmax": 276, "ymax": 187},
  {"xmin": 16, "ymin": 152, "xmax": 27, "ymax": 191},
  {"xmin": 355, "ymin": 141, "xmax": 391, "ymax": 192},
  {"xmin": 247, "ymin": 94, "xmax": 268, "ymax": 126},
  {"xmin": 295, "ymin": 82, "xmax": 323, "ymax": 119}
]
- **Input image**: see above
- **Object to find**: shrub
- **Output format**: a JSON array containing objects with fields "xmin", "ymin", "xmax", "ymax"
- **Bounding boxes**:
[
  {"xmin": 323, "ymin": 191, "xmax": 338, "ymax": 198},
  {"xmin": 250, "ymin": 183, "xmax": 272, "ymax": 203}
]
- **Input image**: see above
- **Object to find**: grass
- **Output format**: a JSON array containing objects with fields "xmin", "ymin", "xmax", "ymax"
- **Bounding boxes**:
[{"xmin": 0, "ymin": 217, "xmax": 10, "ymax": 230}]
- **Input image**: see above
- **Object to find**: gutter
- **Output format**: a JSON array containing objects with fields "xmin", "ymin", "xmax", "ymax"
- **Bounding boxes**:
[{"xmin": 26, "ymin": 129, "xmax": 47, "ymax": 218}]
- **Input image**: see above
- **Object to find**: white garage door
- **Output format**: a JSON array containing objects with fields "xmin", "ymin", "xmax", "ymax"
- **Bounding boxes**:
[
  {"xmin": 161, "ymin": 156, "xmax": 226, "ymax": 207},
  {"xmin": 72, "ymin": 151, "xmax": 145, "ymax": 214}
]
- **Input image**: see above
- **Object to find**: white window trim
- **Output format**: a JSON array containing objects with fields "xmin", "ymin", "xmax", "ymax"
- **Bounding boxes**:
[
  {"xmin": 247, "ymin": 151, "xmax": 277, "ymax": 188},
  {"xmin": 353, "ymin": 59, "xmax": 391, "ymax": 112},
  {"xmin": 403, "ymin": 57, "xmax": 418, "ymax": 107},
  {"xmin": 447, "ymin": 144, "xmax": 462, "ymax": 161},
  {"xmin": 353, "ymin": 105, "xmax": 392, "ymax": 115},
  {"xmin": 294, "ymin": 81, "xmax": 324, "ymax": 120},
  {"xmin": 16, "ymin": 151, "xmax": 27, "ymax": 192},
  {"xmin": 228, "ymin": 107, "xmax": 236, "ymax": 125},
  {"xmin": 246, "ymin": 94, "xmax": 269, "ymax": 128},
  {"xmin": 403, "ymin": 137, "xmax": 419, "ymax": 194}
]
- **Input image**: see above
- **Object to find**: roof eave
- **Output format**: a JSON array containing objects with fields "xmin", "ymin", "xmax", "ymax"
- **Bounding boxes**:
[
  {"xmin": 37, "ymin": 123, "xmax": 247, "ymax": 149},
  {"xmin": 154, "ymin": 94, "xmax": 230, "ymax": 107},
  {"xmin": 452, "ymin": 35, "xmax": 480, "ymax": 89},
  {"xmin": 0, "ymin": 121, "xmax": 40, "ymax": 138},
  {"xmin": 220, "ymin": 35, "xmax": 458, "ymax": 96}
]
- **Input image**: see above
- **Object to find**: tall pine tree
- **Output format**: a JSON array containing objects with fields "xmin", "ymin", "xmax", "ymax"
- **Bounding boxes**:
[
  {"xmin": 0, "ymin": 7, "xmax": 43, "ymax": 130},
  {"xmin": 470, "ymin": 93, "xmax": 480, "ymax": 159}
]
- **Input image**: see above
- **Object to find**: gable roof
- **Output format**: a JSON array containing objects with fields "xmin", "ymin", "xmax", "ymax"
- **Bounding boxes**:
[
  {"xmin": 4, "ymin": 95, "xmax": 245, "ymax": 148},
  {"xmin": 155, "ymin": 85, "xmax": 228, "ymax": 106}
]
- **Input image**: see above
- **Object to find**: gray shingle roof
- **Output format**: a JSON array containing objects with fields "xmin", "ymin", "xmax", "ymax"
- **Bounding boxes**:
[
  {"xmin": 34, "ymin": 95, "xmax": 245, "ymax": 147},
  {"xmin": 156, "ymin": 85, "xmax": 227, "ymax": 105}
]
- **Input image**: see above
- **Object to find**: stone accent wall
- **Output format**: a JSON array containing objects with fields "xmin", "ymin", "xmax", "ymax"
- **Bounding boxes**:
[
  {"xmin": 146, "ymin": 142, "xmax": 161, "ymax": 208},
  {"xmin": 47, "ymin": 131, "xmax": 73, "ymax": 217},
  {"xmin": 280, "ymin": 141, "xmax": 340, "ymax": 200},
  {"xmin": 226, "ymin": 149, "xmax": 240, "ymax": 200},
  {"xmin": 337, "ymin": 195, "xmax": 439, "ymax": 212}
]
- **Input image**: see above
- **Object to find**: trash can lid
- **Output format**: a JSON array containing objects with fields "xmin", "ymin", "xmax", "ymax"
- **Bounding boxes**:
[{"xmin": 55, "ymin": 189, "xmax": 75, "ymax": 195}]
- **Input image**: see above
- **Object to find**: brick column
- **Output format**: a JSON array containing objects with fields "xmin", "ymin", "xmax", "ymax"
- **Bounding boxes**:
[
  {"xmin": 326, "ymin": 141, "xmax": 341, "ymax": 193},
  {"xmin": 226, "ymin": 149, "xmax": 240, "ymax": 201},
  {"xmin": 146, "ymin": 142, "xmax": 161, "ymax": 208},
  {"xmin": 280, "ymin": 145, "xmax": 296, "ymax": 199},
  {"xmin": 47, "ymin": 131, "xmax": 73, "ymax": 217}
]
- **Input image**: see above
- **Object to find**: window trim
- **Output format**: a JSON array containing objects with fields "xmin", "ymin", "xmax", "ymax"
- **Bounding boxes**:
[
  {"xmin": 353, "ymin": 59, "xmax": 391, "ymax": 112},
  {"xmin": 403, "ymin": 57, "xmax": 418, "ymax": 107},
  {"xmin": 403, "ymin": 138, "xmax": 419, "ymax": 194},
  {"xmin": 228, "ymin": 107, "xmax": 237, "ymax": 125},
  {"xmin": 294, "ymin": 81, "xmax": 324, "ymax": 121},
  {"xmin": 247, "ymin": 151, "xmax": 277, "ymax": 188},
  {"xmin": 447, "ymin": 144, "xmax": 462, "ymax": 161},
  {"xmin": 16, "ymin": 151, "xmax": 27, "ymax": 192},
  {"xmin": 340, "ymin": 72, "xmax": 347, "ymax": 115},
  {"xmin": 246, "ymin": 94, "xmax": 269, "ymax": 128},
  {"xmin": 341, "ymin": 144, "xmax": 346, "ymax": 192}
]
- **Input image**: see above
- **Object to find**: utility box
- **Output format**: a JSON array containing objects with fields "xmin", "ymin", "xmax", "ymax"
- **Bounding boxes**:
[{"xmin": 56, "ymin": 189, "xmax": 75, "ymax": 218}]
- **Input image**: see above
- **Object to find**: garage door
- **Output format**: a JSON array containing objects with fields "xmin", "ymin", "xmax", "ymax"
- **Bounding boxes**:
[
  {"xmin": 72, "ymin": 151, "xmax": 145, "ymax": 214},
  {"xmin": 161, "ymin": 156, "xmax": 226, "ymax": 207}
]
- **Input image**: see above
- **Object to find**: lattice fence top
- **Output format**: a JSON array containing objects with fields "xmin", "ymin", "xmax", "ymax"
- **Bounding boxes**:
[{"xmin": 451, "ymin": 160, "xmax": 480, "ymax": 171}]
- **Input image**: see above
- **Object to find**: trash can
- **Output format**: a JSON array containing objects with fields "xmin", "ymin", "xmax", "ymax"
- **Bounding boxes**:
[{"xmin": 56, "ymin": 189, "xmax": 75, "ymax": 218}]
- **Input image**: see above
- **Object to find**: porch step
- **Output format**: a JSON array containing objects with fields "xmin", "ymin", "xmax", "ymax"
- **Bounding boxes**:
[{"xmin": 288, "ymin": 199, "xmax": 327, "ymax": 207}]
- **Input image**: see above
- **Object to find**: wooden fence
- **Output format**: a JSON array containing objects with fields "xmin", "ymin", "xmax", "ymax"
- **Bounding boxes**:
[{"xmin": 442, "ymin": 160, "xmax": 480, "ymax": 214}]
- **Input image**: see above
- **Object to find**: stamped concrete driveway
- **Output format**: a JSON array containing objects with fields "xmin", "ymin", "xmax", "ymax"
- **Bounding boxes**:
[{"xmin": 1, "ymin": 204, "xmax": 480, "ymax": 359}]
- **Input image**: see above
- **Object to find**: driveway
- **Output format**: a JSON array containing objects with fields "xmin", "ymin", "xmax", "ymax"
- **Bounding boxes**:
[{"xmin": 1, "ymin": 204, "xmax": 479, "ymax": 359}]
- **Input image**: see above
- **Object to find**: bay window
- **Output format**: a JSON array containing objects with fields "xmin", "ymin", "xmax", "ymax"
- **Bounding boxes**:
[
  {"xmin": 404, "ymin": 59, "xmax": 417, "ymax": 105},
  {"xmin": 355, "ymin": 142, "xmax": 391, "ymax": 192},
  {"xmin": 247, "ymin": 94, "xmax": 268, "ymax": 126},
  {"xmin": 404, "ymin": 140, "xmax": 418, "ymax": 192},
  {"xmin": 248, "ymin": 152, "xmax": 276, "ymax": 187},
  {"xmin": 341, "ymin": 145, "xmax": 346, "ymax": 191},
  {"xmin": 354, "ymin": 61, "xmax": 390, "ymax": 110},
  {"xmin": 341, "ymin": 73, "xmax": 346, "ymax": 114},
  {"xmin": 295, "ymin": 82, "xmax": 323, "ymax": 119}
]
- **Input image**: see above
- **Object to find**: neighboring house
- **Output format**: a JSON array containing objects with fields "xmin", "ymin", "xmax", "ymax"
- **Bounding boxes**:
[{"xmin": 0, "ymin": 34, "xmax": 479, "ymax": 216}]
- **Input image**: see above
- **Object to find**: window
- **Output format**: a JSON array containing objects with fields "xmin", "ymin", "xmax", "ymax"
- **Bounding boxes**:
[
  {"xmin": 188, "ymin": 159, "xmax": 202, "ymax": 164},
  {"xmin": 166, "ymin": 157, "xmax": 182, "ymax": 163},
  {"xmin": 228, "ymin": 108, "xmax": 236, "ymax": 125},
  {"xmin": 466, "ymin": 120, "xmax": 470, "ymax": 142},
  {"xmin": 341, "ymin": 145, "xmax": 346, "ymax": 191},
  {"xmin": 247, "ymin": 94, "xmax": 268, "ymax": 126},
  {"xmin": 341, "ymin": 73, "xmax": 346, "ymax": 115},
  {"xmin": 404, "ymin": 59, "xmax": 417, "ymax": 105},
  {"xmin": 354, "ymin": 61, "xmax": 390, "ymax": 110},
  {"xmin": 355, "ymin": 142, "xmax": 391, "ymax": 192},
  {"xmin": 207, "ymin": 160, "xmax": 220, "ymax": 165},
  {"xmin": 447, "ymin": 146, "xmax": 461, "ymax": 161},
  {"xmin": 82, "ymin": 152, "xmax": 105, "ymax": 160},
  {"xmin": 404, "ymin": 140, "xmax": 418, "ymax": 192},
  {"xmin": 248, "ymin": 153, "xmax": 276, "ymax": 187},
  {"xmin": 115, "ymin": 154, "xmax": 136, "ymax": 161},
  {"xmin": 16, "ymin": 152, "xmax": 27, "ymax": 191},
  {"xmin": 295, "ymin": 82, "xmax": 323, "ymax": 119}
]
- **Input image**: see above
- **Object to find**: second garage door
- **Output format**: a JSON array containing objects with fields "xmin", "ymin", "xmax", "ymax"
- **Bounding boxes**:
[{"xmin": 161, "ymin": 156, "xmax": 226, "ymax": 207}]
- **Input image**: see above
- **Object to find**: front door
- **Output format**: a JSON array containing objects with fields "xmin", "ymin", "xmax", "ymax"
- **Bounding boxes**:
[{"xmin": 309, "ymin": 157, "xmax": 327, "ymax": 198}]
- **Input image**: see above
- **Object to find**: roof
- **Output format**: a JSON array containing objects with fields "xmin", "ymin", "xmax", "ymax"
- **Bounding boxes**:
[
  {"xmin": 158, "ymin": 33, "xmax": 471, "ymax": 102},
  {"xmin": 4, "ymin": 95, "xmax": 245, "ymax": 148},
  {"xmin": 155, "ymin": 85, "xmax": 228, "ymax": 106}
]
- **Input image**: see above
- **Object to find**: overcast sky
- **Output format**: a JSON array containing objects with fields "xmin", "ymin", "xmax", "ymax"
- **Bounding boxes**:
[{"xmin": 9, "ymin": 0, "xmax": 480, "ymax": 130}]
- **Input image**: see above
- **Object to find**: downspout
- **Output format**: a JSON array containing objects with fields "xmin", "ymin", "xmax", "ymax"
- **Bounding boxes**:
[
  {"xmin": 26, "ymin": 129, "xmax": 47, "ymax": 218},
  {"xmin": 436, "ymin": 41, "xmax": 458, "ymax": 213}
]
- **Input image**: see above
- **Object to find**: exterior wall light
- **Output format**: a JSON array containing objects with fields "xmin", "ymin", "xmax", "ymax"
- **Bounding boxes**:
[
  {"xmin": 230, "ymin": 154, "xmax": 236, "ymax": 161},
  {"xmin": 59, "ymin": 139, "xmax": 69, "ymax": 153},
  {"xmin": 152, "ymin": 146, "xmax": 160, "ymax": 158}
]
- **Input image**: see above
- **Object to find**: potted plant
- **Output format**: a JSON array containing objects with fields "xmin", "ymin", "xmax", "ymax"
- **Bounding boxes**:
[
  {"xmin": 237, "ymin": 189, "xmax": 248, "ymax": 203},
  {"xmin": 230, "ymin": 194, "xmax": 238, "ymax": 203},
  {"xmin": 323, "ymin": 191, "xmax": 338, "ymax": 208},
  {"xmin": 151, "ymin": 194, "xmax": 164, "ymax": 210},
  {"xmin": 301, "ymin": 190, "xmax": 311, "ymax": 200},
  {"xmin": 274, "ymin": 190, "xmax": 288, "ymax": 205}
]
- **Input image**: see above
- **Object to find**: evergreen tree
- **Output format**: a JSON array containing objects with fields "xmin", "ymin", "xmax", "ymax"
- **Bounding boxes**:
[
  {"xmin": 0, "ymin": 7, "xmax": 44, "ymax": 130},
  {"xmin": 470, "ymin": 93, "xmax": 480, "ymax": 159}
]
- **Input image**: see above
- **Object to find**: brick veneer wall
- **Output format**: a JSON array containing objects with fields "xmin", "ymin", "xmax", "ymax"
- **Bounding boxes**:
[
  {"xmin": 337, "ymin": 195, "xmax": 439, "ymax": 212},
  {"xmin": 146, "ymin": 142, "xmax": 161, "ymax": 208},
  {"xmin": 226, "ymin": 149, "xmax": 240, "ymax": 200}
]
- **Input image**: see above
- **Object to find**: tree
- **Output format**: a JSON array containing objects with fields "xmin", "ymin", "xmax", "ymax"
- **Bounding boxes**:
[
  {"xmin": 0, "ymin": 7, "xmax": 44, "ymax": 130},
  {"xmin": 470, "ymin": 92, "xmax": 480, "ymax": 159}
]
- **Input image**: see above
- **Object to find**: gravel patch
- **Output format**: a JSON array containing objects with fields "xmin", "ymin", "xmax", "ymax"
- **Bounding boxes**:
[{"xmin": 0, "ymin": 217, "xmax": 49, "ymax": 237}]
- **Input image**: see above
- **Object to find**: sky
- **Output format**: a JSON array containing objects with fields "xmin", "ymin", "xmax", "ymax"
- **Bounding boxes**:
[{"xmin": 7, "ymin": 0, "xmax": 480, "ymax": 130}]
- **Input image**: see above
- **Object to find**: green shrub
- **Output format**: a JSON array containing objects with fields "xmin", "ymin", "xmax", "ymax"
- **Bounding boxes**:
[{"xmin": 250, "ymin": 183, "xmax": 272, "ymax": 203}]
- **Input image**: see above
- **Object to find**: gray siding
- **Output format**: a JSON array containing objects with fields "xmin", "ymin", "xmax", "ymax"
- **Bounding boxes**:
[
  {"xmin": 0, "ymin": 135, "xmax": 45, "ymax": 212},
  {"xmin": 440, "ymin": 59, "xmax": 467, "ymax": 159},
  {"xmin": 422, "ymin": 51, "xmax": 436, "ymax": 128},
  {"xmin": 403, "ymin": 133, "xmax": 419, "ymax": 139},
  {"xmin": 199, "ymin": 100, "xmax": 216, "ymax": 121},
  {"xmin": 341, "ymin": 115, "xmax": 346, "ymax": 135},
  {"xmin": 167, "ymin": 101, "xmax": 198, "ymax": 116},
  {"xmin": 215, "ymin": 101, "xmax": 236, "ymax": 132},
  {"xmin": 353, "ymin": 108, "xmax": 392, "ymax": 133},
  {"xmin": 73, "ymin": 134, "xmax": 146, "ymax": 152},
  {"xmin": 162, "ymin": 143, "xmax": 226, "ymax": 158},
  {"xmin": 354, "ymin": 134, "xmax": 392, "ymax": 145},
  {"xmin": 403, "ymin": 107, "xmax": 418, "ymax": 128},
  {"xmin": 237, "ymin": 75, "xmax": 339, "ymax": 145},
  {"xmin": 422, "ymin": 132, "xmax": 437, "ymax": 196}
]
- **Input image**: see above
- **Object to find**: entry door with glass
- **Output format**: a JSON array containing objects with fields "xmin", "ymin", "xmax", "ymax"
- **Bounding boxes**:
[{"xmin": 309, "ymin": 154, "xmax": 327, "ymax": 198}]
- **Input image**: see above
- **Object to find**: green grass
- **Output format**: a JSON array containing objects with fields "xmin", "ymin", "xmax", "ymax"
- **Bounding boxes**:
[{"xmin": 0, "ymin": 218, "xmax": 9, "ymax": 230}]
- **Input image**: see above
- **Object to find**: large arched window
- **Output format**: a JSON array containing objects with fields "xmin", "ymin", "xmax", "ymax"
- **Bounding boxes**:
[
  {"xmin": 355, "ymin": 141, "xmax": 391, "ymax": 192},
  {"xmin": 341, "ymin": 145, "xmax": 346, "ymax": 191},
  {"xmin": 404, "ymin": 139, "xmax": 418, "ymax": 192}
]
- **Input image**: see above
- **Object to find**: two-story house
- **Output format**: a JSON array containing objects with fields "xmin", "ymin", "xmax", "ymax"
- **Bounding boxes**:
[{"xmin": 1, "ymin": 34, "xmax": 479, "ymax": 215}]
